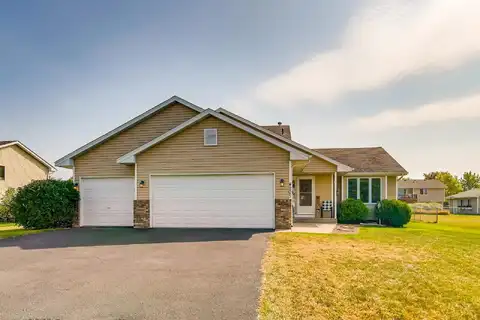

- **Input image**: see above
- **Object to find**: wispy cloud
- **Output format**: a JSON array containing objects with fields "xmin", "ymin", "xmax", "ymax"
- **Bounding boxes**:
[
  {"xmin": 353, "ymin": 93, "xmax": 480, "ymax": 131},
  {"xmin": 253, "ymin": 0, "xmax": 480, "ymax": 107}
]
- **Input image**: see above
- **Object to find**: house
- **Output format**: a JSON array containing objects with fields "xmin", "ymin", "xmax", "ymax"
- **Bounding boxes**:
[
  {"xmin": 397, "ymin": 179, "xmax": 446, "ymax": 203},
  {"xmin": 447, "ymin": 189, "xmax": 480, "ymax": 214},
  {"xmin": 55, "ymin": 96, "xmax": 407, "ymax": 229},
  {"xmin": 0, "ymin": 141, "xmax": 56, "ymax": 196}
]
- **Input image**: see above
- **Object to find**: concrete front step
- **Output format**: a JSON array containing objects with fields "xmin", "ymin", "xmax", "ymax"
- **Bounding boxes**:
[{"xmin": 293, "ymin": 217, "xmax": 337, "ymax": 224}]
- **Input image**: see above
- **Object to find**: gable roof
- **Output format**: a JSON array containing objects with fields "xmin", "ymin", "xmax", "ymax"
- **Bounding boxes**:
[
  {"xmin": 216, "ymin": 108, "xmax": 352, "ymax": 172},
  {"xmin": 0, "ymin": 141, "xmax": 56, "ymax": 172},
  {"xmin": 447, "ymin": 188, "xmax": 480, "ymax": 199},
  {"xmin": 262, "ymin": 125, "xmax": 291, "ymax": 139},
  {"xmin": 117, "ymin": 109, "xmax": 310, "ymax": 164},
  {"xmin": 313, "ymin": 147, "xmax": 408, "ymax": 174},
  {"xmin": 55, "ymin": 96, "xmax": 204, "ymax": 167},
  {"xmin": 398, "ymin": 179, "xmax": 445, "ymax": 189}
]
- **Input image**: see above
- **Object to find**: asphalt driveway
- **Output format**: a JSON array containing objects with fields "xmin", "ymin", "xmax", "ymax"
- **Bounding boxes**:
[{"xmin": 0, "ymin": 228, "xmax": 271, "ymax": 320}]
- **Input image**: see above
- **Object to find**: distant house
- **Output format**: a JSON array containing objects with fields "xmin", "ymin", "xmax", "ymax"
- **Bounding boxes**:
[
  {"xmin": 447, "ymin": 189, "xmax": 480, "ymax": 214},
  {"xmin": 397, "ymin": 179, "xmax": 446, "ymax": 203},
  {"xmin": 0, "ymin": 141, "xmax": 56, "ymax": 197}
]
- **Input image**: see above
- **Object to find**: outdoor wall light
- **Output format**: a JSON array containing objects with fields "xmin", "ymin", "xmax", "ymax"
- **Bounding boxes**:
[
  {"xmin": 73, "ymin": 183, "xmax": 79, "ymax": 191},
  {"xmin": 280, "ymin": 178, "xmax": 285, "ymax": 187},
  {"xmin": 139, "ymin": 180, "xmax": 145, "ymax": 188}
]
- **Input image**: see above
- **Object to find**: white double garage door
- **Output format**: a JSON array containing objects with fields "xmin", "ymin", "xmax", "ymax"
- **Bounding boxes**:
[{"xmin": 80, "ymin": 174, "xmax": 275, "ymax": 228}]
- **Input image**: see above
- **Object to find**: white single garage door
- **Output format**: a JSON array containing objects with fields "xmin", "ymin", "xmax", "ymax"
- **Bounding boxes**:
[
  {"xmin": 80, "ymin": 178, "xmax": 134, "ymax": 226},
  {"xmin": 150, "ymin": 174, "xmax": 275, "ymax": 228}
]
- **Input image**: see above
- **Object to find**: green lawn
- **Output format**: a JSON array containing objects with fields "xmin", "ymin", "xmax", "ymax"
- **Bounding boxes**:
[
  {"xmin": 0, "ymin": 223, "xmax": 53, "ymax": 239},
  {"xmin": 260, "ymin": 215, "xmax": 480, "ymax": 320}
]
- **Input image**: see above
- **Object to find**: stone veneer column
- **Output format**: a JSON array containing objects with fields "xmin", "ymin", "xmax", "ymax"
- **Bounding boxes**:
[
  {"xmin": 275, "ymin": 199, "xmax": 292, "ymax": 229},
  {"xmin": 134, "ymin": 200, "xmax": 150, "ymax": 228}
]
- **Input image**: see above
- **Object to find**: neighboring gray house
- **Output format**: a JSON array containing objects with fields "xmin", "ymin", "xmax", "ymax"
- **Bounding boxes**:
[{"xmin": 447, "ymin": 189, "xmax": 480, "ymax": 214}]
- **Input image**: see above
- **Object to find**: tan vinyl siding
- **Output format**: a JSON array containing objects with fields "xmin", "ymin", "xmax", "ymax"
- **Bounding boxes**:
[
  {"xmin": 74, "ymin": 103, "xmax": 198, "ymax": 180},
  {"xmin": 0, "ymin": 145, "xmax": 49, "ymax": 195},
  {"xmin": 387, "ymin": 176, "xmax": 397, "ymax": 200},
  {"xmin": 315, "ymin": 174, "xmax": 333, "ymax": 202},
  {"xmin": 302, "ymin": 156, "xmax": 336, "ymax": 173},
  {"xmin": 413, "ymin": 188, "xmax": 445, "ymax": 203},
  {"xmin": 136, "ymin": 116, "xmax": 290, "ymax": 200}
]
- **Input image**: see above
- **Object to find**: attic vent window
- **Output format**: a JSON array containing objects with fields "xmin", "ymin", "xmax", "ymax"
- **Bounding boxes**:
[{"xmin": 204, "ymin": 129, "xmax": 217, "ymax": 146}]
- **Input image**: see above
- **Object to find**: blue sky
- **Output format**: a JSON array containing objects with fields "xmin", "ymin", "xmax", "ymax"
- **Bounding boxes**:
[{"xmin": 1, "ymin": 0, "xmax": 479, "ymax": 179}]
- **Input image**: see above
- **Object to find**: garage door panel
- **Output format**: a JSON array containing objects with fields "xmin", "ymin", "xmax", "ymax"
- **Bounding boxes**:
[
  {"xmin": 151, "ymin": 175, "xmax": 274, "ymax": 228},
  {"xmin": 152, "ymin": 198, "xmax": 272, "ymax": 211},
  {"xmin": 81, "ymin": 178, "xmax": 134, "ymax": 227},
  {"xmin": 152, "ymin": 216, "xmax": 272, "ymax": 228}
]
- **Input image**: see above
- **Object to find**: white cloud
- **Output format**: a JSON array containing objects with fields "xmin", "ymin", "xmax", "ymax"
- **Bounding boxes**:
[
  {"xmin": 353, "ymin": 93, "xmax": 480, "ymax": 131},
  {"xmin": 254, "ymin": 0, "xmax": 480, "ymax": 107}
]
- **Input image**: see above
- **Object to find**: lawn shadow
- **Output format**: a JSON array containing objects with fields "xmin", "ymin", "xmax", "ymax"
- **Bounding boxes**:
[{"xmin": 0, "ymin": 227, "xmax": 272, "ymax": 250}]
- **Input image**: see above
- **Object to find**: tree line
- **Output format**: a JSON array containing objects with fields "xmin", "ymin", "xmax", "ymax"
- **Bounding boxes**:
[{"xmin": 422, "ymin": 171, "xmax": 480, "ymax": 196}]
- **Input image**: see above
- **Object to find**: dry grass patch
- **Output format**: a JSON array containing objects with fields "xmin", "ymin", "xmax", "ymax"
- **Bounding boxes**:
[{"xmin": 260, "ymin": 216, "xmax": 480, "ymax": 320}]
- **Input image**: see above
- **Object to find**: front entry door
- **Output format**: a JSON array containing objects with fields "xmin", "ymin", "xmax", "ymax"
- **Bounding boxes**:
[{"xmin": 296, "ymin": 177, "xmax": 315, "ymax": 215}]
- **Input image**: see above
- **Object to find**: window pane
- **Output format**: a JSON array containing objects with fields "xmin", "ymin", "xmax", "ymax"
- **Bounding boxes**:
[
  {"xmin": 0, "ymin": 166, "xmax": 4, "ymax": 180},
  {"xmin": 360, "ymin": 178, "xmax": 369, "ymax": 203},
  {"xmin": 299, "ymin": 193, "xmax": 312, "ymax": 206},
  {"xmin": 204, "ymin": 129, "xmax": 217, "ymax": 145},
  {"xmin": 299, "ymin": 179, "xmax": 312, "ymax": 193},
  {"xmin": 371, "ymin": 178, "xmax": 381, "ymax": 203},
  {"xmin": 348, "ymin": 179, "xmax": 357, "ymax": 199}
]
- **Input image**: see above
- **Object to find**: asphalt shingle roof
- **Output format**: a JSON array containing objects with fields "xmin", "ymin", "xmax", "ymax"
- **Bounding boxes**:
[
  {"xmin": 447, "ymin": 189, "xmax": 480, "ymax": 199},
  {"xmin": 0, "ymin": 141, "xmax": 16, "ymax": 147},
  {"xmin": 398, "ymin": 179, "xmax": 445, "ymax": 189},
  {"xmin": 313, "ymin": 147, "xmax": 408, "ymax": 174},
  {"xmin": 262, "ymin": 125, "xmax": 291, "ymax": 139}
]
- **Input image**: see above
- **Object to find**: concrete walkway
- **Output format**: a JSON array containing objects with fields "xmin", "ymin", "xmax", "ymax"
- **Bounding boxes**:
[{"xmin": 279, "ymin": 223, "xmax": 337, "ymax": 234}]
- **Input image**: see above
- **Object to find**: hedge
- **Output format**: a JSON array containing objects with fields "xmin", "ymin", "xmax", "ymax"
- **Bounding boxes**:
[
  {"xmin": 11, "ymin": 179, "xmax": 80, "ymax": 229},
  {"xmin": 338, "ymin": 198, "xmax": 369, "ymax": 223},
  {"xmin": 375, "ymin": 199, "xmax": 412, "ymax": 227}
]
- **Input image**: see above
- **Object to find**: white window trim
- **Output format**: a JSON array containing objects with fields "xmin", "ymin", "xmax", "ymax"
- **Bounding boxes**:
[
  {"xmin": 204, "ymin": 128, "xmax": 218, "ymax": 146},
  {"xmin": 346, "ymin": 177, "xmax": 383, "ymax": 204}
]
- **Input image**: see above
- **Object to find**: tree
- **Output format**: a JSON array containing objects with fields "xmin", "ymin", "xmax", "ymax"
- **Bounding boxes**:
[
  {"xmin": 423, "ymin": 172, "xmax": 438, "ymax": 180},
  {"xmin": 460, "ymin": 171, "xmax": 480, "ymax": 191},
  {"xmin": 0, "ymin": 187, "xmax": 16, "ymax": 222},
  {"xmin": 423, "ymin": 171, "xmax": 462, "ymax": 196}
]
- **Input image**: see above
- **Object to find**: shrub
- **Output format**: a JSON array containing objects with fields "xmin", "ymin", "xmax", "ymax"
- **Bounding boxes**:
[
  {"xmin": 375, "ymin": 199, "xmax": 412, "ymax": 227},
  {"xmin": 11, "ymin": 179, "xmax": 80, "ymax": 229},
  {"xmin": 338, "ymin": 198, "xmax": 369, "ymax": 223},
  {"xmin": 0, "ymin": 187, "xmax": 16, "ymax": 222}
]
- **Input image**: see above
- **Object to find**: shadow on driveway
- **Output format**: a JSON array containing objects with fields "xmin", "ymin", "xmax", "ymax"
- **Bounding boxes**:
[{"xmin": 0, "ymin": 227, "xmax": 272, "ymax": 250}]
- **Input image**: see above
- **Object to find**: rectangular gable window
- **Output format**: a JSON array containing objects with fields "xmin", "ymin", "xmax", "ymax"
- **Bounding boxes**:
[
  {"xmin": 0, "ymin": 166, "xmax": 4, "ymax": 180},
  {"xmin": 371, "ymin": 178, "xmax": 381, "ymax": 203},
  {"xmin": 204, "ymin": 129, "xmax": 217, "ymax": 146},
  {"xmin": 348, "ymin": 178, "xmax": 357, "ymax": 199}
]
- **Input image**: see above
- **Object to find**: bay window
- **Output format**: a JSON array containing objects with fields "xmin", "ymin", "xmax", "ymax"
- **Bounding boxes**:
[{"xmin": 347, "ymin": 177, "xmax": 382, "ymax": 204}]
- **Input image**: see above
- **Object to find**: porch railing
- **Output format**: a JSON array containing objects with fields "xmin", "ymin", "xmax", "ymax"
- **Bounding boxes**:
[{"xmin": 398, "ymin": 194, "xmax": 418, "ymax": 203}]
